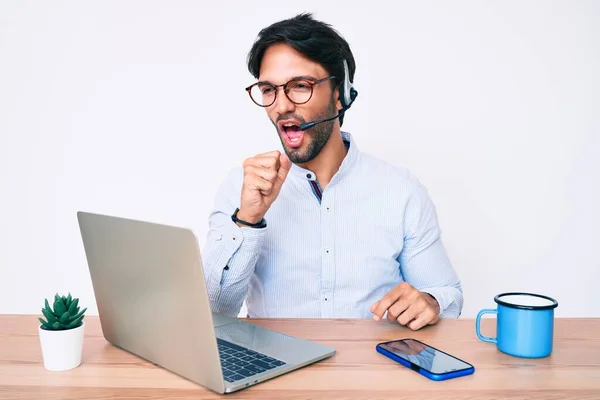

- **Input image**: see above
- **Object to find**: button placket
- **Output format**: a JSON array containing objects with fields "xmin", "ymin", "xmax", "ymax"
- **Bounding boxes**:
[{"xmin": 320, "ymin": 187, "xmax": 335, "ymax": 317}]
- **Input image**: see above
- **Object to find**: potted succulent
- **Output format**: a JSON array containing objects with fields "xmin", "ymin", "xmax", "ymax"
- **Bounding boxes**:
[{"xmin": 38, "ymin": 293, "xmax": 87, "ymax": 371}]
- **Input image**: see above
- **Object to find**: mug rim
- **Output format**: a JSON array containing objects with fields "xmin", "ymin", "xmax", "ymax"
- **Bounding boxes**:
[{"xmin": 494, "ymin": 292, "xmax": 558, "ymax": 310}]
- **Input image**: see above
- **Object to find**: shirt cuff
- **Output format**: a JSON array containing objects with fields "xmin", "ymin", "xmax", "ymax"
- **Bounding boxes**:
[
  {"xmin": 204, "ymin": 217, "xmax": 267, "ymax": 289},
  {"xmin": 220, "ymin": 217, "xmax": 267, "ymax": 271},
  {"xmin": 422, "ymin": 287, "xmax": 462, "ymax": 318}
]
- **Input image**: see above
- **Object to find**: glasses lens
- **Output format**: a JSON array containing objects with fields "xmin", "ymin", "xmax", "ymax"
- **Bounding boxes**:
[
  {"xmin": 250, "ymin": 84, "xmax": 275, "ymax": 106},
  {"xmin": 286, "ymin": 80, "xmax": 312, "ymax": 104}
]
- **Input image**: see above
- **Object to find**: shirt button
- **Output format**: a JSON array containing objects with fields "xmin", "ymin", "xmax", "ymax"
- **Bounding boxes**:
[{"xmin": 306, "ymin": 173, "xmax": 312, "ymax": 179}]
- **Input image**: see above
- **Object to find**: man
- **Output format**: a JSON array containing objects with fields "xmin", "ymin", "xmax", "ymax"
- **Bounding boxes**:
[{"xmin": 201, "ymin": 13, "xmax": 463, "ymax": 330}]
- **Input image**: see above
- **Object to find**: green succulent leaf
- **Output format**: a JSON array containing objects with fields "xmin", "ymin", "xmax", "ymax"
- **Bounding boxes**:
[
  {"xmin": 54, "ymin": 299, "xmax": 66, "ymax": 315},
  {"xmin": 42, "ymin": 307, "xmax": 57, "ymax": 324},
  {"xmin": 39, "ymin": 318, "xmax": 53, "ymax": 330},
  {"xmin": 59, "ymin": 311, "xmax": 71, "ymax": 324},
  {"xmin": 43, "ymin": 294, "xmax": 85, "ymax": 329},
  {"xmin": 67, "ymin": 298, "xmax": 79, "ymax": 315},
  {"xmin": 65, "ymin": 315, "xmax": 84, "ymax": 329},
  {"xmin": 44, "ymin": 298, "xmax": 58, "ymax": 317},
  {"xmin": 71, "ymin": 307, "xmax": 87, "ymax": 321}
]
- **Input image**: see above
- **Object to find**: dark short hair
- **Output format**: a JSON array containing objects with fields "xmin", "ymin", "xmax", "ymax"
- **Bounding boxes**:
[{"xmin": 247, "ymin": 12, "xmax": 355, "ymax": 126}]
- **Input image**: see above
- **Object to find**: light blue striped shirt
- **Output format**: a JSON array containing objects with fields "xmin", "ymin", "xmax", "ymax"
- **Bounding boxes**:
[{"xmin": 201, "ymin": 132, "xmax": 463, "ymax": 319}]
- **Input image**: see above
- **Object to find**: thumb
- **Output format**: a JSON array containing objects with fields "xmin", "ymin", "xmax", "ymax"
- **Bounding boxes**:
[{"xmin": 276, "ymin": 152, "xmax": 292, "ymax": 186}]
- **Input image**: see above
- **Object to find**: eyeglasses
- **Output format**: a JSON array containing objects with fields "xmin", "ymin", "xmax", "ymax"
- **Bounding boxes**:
[{"xmin": 245, "ymin": 76, "xmax": 336, "ymax": 107}]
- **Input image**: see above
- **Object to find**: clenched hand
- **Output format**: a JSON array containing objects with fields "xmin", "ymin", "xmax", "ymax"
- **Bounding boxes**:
[{"xmin": 236, "ymin": 150, "xmax": 292, "ymax": 225}]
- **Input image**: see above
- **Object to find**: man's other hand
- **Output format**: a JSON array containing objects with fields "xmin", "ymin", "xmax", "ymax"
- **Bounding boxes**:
[{"xmin": 370, "ymin": 282, "xmax": 440, "ymax": 330}]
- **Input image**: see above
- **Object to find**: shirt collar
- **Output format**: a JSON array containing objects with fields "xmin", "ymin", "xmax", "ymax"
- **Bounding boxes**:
[{"xmin": 289, "ymin": 131, "xmax": 359, "ymax": 184}]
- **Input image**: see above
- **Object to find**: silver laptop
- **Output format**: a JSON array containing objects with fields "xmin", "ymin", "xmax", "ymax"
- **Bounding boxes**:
[{"xmin": 76, "ymin": 211, "xmax": 335, "ymax": 394}]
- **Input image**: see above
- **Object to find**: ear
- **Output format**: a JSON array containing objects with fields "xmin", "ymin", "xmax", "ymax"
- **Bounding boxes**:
[{"xmin": 334, "ymin": 85, "xmax": 343, "ymax": 111}]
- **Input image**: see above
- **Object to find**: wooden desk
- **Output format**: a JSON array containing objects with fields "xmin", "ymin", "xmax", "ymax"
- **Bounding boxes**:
[{"xmin": 1, "ymin": 315, "xmax": 599, "ymax": 399}]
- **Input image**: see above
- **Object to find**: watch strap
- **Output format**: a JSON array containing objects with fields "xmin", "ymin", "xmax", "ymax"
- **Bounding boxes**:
[{"xmin": 231, "ymin": 208, "xmax": 266, "ymax": 228}]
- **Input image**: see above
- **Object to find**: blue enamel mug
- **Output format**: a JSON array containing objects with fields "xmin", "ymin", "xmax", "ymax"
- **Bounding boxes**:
[{"xmin": 475, "ymin": 292, "xmax": 559, "ymax": 358}]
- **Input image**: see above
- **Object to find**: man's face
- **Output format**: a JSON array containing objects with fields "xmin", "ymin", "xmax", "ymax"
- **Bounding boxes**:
[{"xmin": 257, "ymin": 43, "xmax": 340, "ymax": 164}]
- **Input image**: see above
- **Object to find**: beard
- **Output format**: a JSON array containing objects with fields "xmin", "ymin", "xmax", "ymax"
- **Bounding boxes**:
[{"xmin": 274, "ymin": 99, "xmax": 337, "ymax": 164}]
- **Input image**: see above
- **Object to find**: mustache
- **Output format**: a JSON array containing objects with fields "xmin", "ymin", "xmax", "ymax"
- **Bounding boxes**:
[{"xmin": 275, "ymin": 114, "xmax": 307, "ymax": 124}]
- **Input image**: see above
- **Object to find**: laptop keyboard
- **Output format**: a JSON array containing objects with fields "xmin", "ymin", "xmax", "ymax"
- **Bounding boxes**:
[{"xmin": 217, "ymin": 338, "xmax": 286, "ymax": 383}]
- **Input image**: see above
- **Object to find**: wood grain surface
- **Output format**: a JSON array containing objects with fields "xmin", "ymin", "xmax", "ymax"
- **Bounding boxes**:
[{"xmin": 1, "ymin": 315, "xmax": 599, "ymax": 399}]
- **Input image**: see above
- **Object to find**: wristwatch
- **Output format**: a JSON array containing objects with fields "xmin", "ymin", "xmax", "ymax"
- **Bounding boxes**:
[{"xmin": 231, "ymin": 208, "xmax": 267, "ymax": 229}]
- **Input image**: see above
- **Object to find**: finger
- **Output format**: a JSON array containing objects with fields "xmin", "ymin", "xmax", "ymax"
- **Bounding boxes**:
[
  {"xmin": 407, "ymin": 308, "xmax": 436, "ymax": 331},
  {"xmin": 396, "ymin": 303, "xmax": 422, "ymax": 326},
  {"xmin": 370, "ymin": 301, "xmax": 379, "ymax": 313},
  {"xmin": 245, "ymin": 165, "xmax": 278, "ymax": 183},
  {"xmin": 244, "ymin": 154, "xmax": 280, "ymax": 170},
  {"xmin": 252, "ymin": 157, "xmax": 280, "ymax": 170},
  {"xmin": 386, "ymin": 298, "xmax": 410, "ymax": 322},
  {"xmin": 371, "ymin": 283, "xmax": 412, "ymax": 320},
  {"xmin": 245, "ymin": 174, "xmax": 274, "ymax": 195},
  {"xmin": 275, "ymin": 152, "xmax": 292, "ymax": 187},
  {"xmin": 255, "ymin": 150, "xmax": 281, "ymax": 158},
  {"xmin": 371, "ymin": 291, "xmax": 402, "ymax": 321}
]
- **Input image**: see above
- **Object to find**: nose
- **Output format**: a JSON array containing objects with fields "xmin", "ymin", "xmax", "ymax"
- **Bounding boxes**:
[{"xmin": 273, "ymin": 88, "xmax": 295, "ymax": 115}]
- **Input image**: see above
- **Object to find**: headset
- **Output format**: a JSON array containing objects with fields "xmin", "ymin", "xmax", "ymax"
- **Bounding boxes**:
[{"xmin": 299, "ymin": 59, "xmax": 358, "ymax": 131}]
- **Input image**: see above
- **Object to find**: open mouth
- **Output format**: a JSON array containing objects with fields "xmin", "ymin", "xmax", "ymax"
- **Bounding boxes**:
[{"xmin": 278, "ymin": 121, "xmax": 303, "ymax": 147}]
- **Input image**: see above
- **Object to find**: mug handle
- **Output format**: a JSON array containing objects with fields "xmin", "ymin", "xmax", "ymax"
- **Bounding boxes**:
[{"xmin": 476, "ymin": 309, "xmax": 497, "ymax": 343}]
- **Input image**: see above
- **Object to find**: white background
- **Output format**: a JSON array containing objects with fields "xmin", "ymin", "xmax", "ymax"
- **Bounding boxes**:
[{"xmin": 1, "ymin": 1, "xmax": 598, "ymax": 318}]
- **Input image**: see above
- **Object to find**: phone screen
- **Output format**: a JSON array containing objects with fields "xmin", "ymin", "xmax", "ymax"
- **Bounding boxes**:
[{"xmin": 378, "ymin": 339, "xmax": 472, "ymax": 374}]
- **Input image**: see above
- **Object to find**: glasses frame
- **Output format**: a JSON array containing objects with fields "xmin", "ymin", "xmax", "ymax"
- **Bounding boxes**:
[{"xmin": 245, "ymin": 76, "xmax": 336, "ymax": 107}]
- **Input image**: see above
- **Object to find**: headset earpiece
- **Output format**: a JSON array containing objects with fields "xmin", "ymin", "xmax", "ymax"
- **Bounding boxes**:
[{"xmin": 340, "ymin": 59, "xmax": 358, "ymax": 110}]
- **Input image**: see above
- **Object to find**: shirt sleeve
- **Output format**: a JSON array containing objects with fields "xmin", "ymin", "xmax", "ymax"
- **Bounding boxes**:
[
  {"xmin": 201, "ymin": 167, "xmax": 267, "ymax": 317},
  {"xmin": 397, "ymin": 178, "xmax": 464, "ymax": 318}
]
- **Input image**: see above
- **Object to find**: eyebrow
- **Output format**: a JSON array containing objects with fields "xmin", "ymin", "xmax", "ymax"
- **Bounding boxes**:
[{"xmin": 257, "ymin": 75, "xmax": 319, "ymax": 85}]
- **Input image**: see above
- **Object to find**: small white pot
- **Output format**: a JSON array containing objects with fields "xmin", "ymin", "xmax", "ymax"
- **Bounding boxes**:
[{"xmin": 38, "ymin": 321, "xmax": 85, "ymax": 371}]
